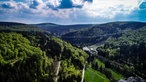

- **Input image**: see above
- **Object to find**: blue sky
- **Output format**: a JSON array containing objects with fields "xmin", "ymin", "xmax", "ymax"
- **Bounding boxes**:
[{"xmin": 0, "ymin": 0, "xmax": 146, "ymax": 24}]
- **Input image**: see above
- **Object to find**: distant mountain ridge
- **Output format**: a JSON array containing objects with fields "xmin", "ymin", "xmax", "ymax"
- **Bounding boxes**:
[
  {"xmin": 1, "ymin": 21, "xmax": 146, "ymax": 45},
  {"xmin": 0, "ymin": 22, "xmax": 26, "ymax": 26},
  {"xmin": 0, "ymin": 22, "xmax": 46, "ymax": 33},
  {"xmin": 61, "ymin": 21, "xmax": 146, "ymax": 47},
  {"xmin": 0, "ymin": 22, "xmax": 93, "ymax": 36},
  {"xmin": 33, "ymin": 23, "xmax": 93, "ymax": 36}
]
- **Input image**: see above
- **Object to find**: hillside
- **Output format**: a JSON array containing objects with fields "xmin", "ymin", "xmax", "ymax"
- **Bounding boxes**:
[
  {"xmin": 0, "ymin": 22, "xmax": 47, "ymax": 33},
  {"xmin": 97, "ymin": 25, "xmax": 146, "ymax": 79},
  {"xmin": 34, "ymin": 23, "xmax": 92, "ymax": 36},
  {"xmin": 61, "ymin": 22, "xmax": 146, "ymax": 47},
  {"xmin": 0, "ymin": 22, "xmax": 26, "ymax": 26},
  {"xmin": 61, "ymin": 21, "xmax": 146, "ymax": 81},
  {"xmin": 0, "ymin": 23, "xmax": 88, "ymax": 82}
]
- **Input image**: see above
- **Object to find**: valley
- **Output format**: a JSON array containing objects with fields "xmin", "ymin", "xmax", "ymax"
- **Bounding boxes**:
[{"xmin": 0, "ymin": 21, "xmax": 146, "ymax": 82}]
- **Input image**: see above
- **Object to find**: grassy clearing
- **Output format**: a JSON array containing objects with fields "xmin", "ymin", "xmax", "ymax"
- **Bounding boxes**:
[
  {"xmin": 108, "ymin": 69, "xmax": 125, "ymax": 80},
  {"xmin": 84, "ymin": 68, "xmax": 110, "ymax": 82},
  {"xmin": 96, "ymin": 58, "xmax": 124, "ymax": 81},
  {"xmin": 85, "ymin": 57, "xmax": 125, "ymax": 82}
]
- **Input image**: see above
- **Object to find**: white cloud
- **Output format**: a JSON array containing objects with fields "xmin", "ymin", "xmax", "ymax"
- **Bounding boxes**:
[
  {"xmin": 29, "ymin": 0, "xmax": 46, "ymax": 9},
  {"xmin": 0, "ymin": 1, "xmax": 17, "ymax": 8},
  {"xmin": 82, "ymin": 0, "xmax": 140, "ymax": 18},
  {"xmin": 72, "ymin": 0, "xmax": 84, "ymax": 6},
  {"xmin": 1, "ymin": 0, "xmax": 140, "ymax": 19},
  {"xmin": 46, "ymin": 0, "xmax": 61, "ymax": 8},
  {"xmin": 0, "ymin": 0, "xmax": 144, "ymax": 24}
]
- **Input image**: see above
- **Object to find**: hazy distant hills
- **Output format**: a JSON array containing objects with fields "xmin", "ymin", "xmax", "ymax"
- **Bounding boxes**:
[
  {"xmin": 61, "ymin": 22, "xmax": 146, "ymax": 47},
  {"xmin": 0, "ymin": 22, "xmax": 26, "ymax": 26},
  {"xmin": 0, "ymin": 22, "xmax": 92, "ymax": 36},
  {"xmin": 1, "ymin": 21, "xmax": 146, "ymax": 47},
  {"xmin": 0, "ymin": 22, "xmax": 46, "ymax": 32},
  {"xmin": 33, "ymin": 23, "xmax": 93, "ymax": 36}
]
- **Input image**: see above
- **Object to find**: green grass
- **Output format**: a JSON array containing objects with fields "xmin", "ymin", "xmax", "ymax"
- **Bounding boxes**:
[
  {"xmin": 108, "ymin": 69, "xmax": 125, "ymax": 80},
  {"xmin": 86, "ymin": 58, "xmax": 125, "ymax": 81},
  {"xmin": 84, "ymin": 68, "xmax": 110, "ymax": 82},
  {"xmin": 95, "ymin": 58, "xmax": 124, "ymax": 81}
]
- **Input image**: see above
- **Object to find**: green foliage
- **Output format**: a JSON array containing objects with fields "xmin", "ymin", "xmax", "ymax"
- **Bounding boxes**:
[
  {"xmin": 89, "ymin": 57, "xmax": 124, "ymax": 81},
  {"xmin": 34, "ymin": 23, "xmax": 92, "ymax": 36},
  {"xmin": 97, "ymin": 26, "xmax": 146, "ymax": 78},
  {"xmin": 59, "ymin": 60, "xmax": 81, "ymax": 82},
  {"xmin": 0, "ymin": 32, "xmax": 52, "ymax": 82},
  {"xmin": 62, "ymin": 22, "xmax": 146, "ymax": 47},
  {"xmin": 0, "ymin": 24, "xmax": 45, "ymax": 32},
  {"xmin": 45, "ymin": 37, "xmax": 88, "ymax": 69},
  {"xmin": 108, "ymin": 69, "xmax": 124, "ymax": 81},
  {"xmin": 95, "ymin": 58, "xmax": 105, "ymax": 68},
  {"xmin": 0, "ymin": 29, "xmax": 88, "ymax": 82},
  {"xmin": 85, "ymin": 68, "xmax": 110, "ymax": 82},
  {"xmin": 44, "ymin": 37, "xmax": 88, "ymax": 81}
]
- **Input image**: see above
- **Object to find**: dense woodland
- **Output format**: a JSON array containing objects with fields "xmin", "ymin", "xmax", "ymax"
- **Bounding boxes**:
[
  {"xmin": 97, "ymin": 26, "xmax": 146, "ymax": 78},
  {"xmin": 0, "ymin": 23, "xmax": 88, "ymax": 82},
  {"xmin": 61, "ymin": 22, "xmax": 146, "ymax": 81},
  {"xmin": 62, "ymin": 22, "xmax": 146, "ymax": 47}
]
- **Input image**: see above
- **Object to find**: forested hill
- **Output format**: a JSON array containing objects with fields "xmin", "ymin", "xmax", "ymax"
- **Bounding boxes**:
[
  {"xmin": 0, "ymin": 23, "xmax": 88, "ymax": 82},
  {"xmin": 33, "ymin": 23, "xmax": 92, "ymax": 36},
  {"xmin": 98, "ymin": 25, "xmax": 146, "ymax": 76},
  {"xmin": 61, "ymin": 22, "xmax": 146, "ymax": 47},
  {"xmin": 0, "ymin": 22, "xmax": 26, "ymax": 26},
  {"xmin": 0, "ymin": 22, "xmax": 47, "ymax": 33}
]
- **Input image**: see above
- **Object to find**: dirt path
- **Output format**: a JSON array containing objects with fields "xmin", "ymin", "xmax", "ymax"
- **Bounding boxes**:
[
  {"xmin": 53, "ymin": 61, "xmax": 61, "ymax": 82},
  {"xmin": 81, "ymin": 64, "xmax": 85, "ymax": 82}
]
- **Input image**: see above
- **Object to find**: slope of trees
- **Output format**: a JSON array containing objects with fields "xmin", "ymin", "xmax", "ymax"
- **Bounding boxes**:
[
  {"xmin": 34, "ymin": 23, "xmax": 92, "ymax": 36},
  {"xmin": 97, "ymin": 26, "xmax": 146, "ymax": 79},
  {"xmin": 0, "ymin": 24, "xmax": 88, "ymax": 82},
  {"xmin": 62, "ymin": 22, "xmax": 146, "ymax": 47},
  {"xmin": 0, "ymin": 32, "xmax": 52, "ymax": 82}
]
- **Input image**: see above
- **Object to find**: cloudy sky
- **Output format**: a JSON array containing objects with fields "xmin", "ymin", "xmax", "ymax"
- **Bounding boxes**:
[{"xmin": 0, "ymin": 0, "xmax": 146, "ymax": 24}]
